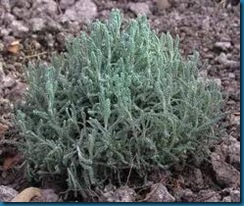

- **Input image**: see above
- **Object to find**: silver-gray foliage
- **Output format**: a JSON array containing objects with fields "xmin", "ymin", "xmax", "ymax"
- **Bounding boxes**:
[{"xmin": 15, "ymin": 10, "xmax": 223, "ymax": 196}]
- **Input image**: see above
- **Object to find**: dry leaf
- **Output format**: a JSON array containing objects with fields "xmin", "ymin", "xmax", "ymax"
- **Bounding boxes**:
[
  {"xmin": 3, "ymin": 154, "xmax": 21, "ymax": 171},
  {"xmin": 7, "ymin": 40, "xmax": 20, "ymax": 54},
  {"xmin": 11, "ymin": 187, "xmax": 42, "ymax": 202}
]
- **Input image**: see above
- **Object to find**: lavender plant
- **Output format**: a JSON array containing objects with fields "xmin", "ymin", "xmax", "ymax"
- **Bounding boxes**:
[{"xmin": 14, "ymin": 10, "xmax": 223, "ymax": 196}]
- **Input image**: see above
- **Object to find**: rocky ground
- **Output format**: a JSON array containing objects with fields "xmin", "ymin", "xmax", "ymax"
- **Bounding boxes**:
[{"xmin": 0, "ymin": 0, "xmax": 240, "ymax": 202}]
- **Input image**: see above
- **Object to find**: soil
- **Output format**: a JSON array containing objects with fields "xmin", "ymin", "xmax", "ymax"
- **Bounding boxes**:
[{"xmin": 0, "ymin": 0, "xmax": 240, "ymax": 202}]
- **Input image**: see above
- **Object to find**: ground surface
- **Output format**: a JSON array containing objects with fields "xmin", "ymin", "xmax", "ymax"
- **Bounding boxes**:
[{"xmin": 0, "ymin": 0, "xmax": 240, "ymax": 202}]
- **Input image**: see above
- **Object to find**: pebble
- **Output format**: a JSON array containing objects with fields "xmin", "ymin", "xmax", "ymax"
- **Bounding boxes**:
[
  {"xmin": 10, "ymin": 20, "xmax": 29, "ymax": 37},
  {"xmin": 222, "ymin": 196, "xmax": 231, "ymax": 202},
  {"xmin": 213, "ymin": 78, "xmax": 222, "ymax": 87},
  {"xmin": 197, "ymin": 189, "xmax": 221, "ymax": 202},
  {"xmin": 145, "ymin": 183, "xmax": 175, "ymax": 202},
  {"xmin": 214, "ymin": 42, "xmax": 232, "ymax": 51},
  {"xmin": 230, "ymin": 114, "xmax": 240, "ymax": 126},
  {"xmin": 62, "ymin": 0, "xmax": 97, "ymax": 23},
  {"xmin": 32, "ymin": 189, "xmax": 60, "ymax": 202},
  {"xmin": 60, "ymin": 0, "xmax": 75, "ymax": 9},
  {"xmin": 221, "ymin": 188, "xmax": 240, "ymax": 202},
  {"xmin": 103, "ymin": 186, "xmax": 136, "ymax": 202},
  {"xmin": 175, "ymin": 188, "xmax": 195, "ymax": 202},
  {"xmin": 0, "ymin": 29, "xmax": 10, "ymax": 37},
  {"xmin": 3, "ymin": 36, "xmax": 15, "ymax": 45},
  {"xmin": 46, "ymin": 18, "xmax": 62, "ymax": 32},
  {"xmin": 33, "ymin": 0, "xmax": 58, "ymax": 17},
  {"xmin": 128, "ymin": 2, "xmax": 151, "ymax": 15},
  {"xmin": 215, "ymin": 53, "xmax": 239, "ymax": 68},
  {"xmin": 0, "ymin": 185, "xmax": 18, "ymax": 202},
  {"xmin": 157, "ymin": 0, "xmax": 171, "ymax": 10},
  {"xmin": 31, "ymin": 40, "xmax": 42, "ymax": 50},
  {"xmin": 56, "ymin": 32, "xmax": 66, "ymax": 44},
  {"xmin": 29, "ymin": 18, "xmax": 46, "ymax": 31},
  {"xmin": 10, "ymin": 0, "xmax": 30, "ymax": 8},
  {"xmin": 12, "ymin": 6, "xmax": 28, "ymax": 19},
  {"xmin": 211, "ymin": 152, "xmax": 239, "ymax": 187},
  {"xmin": 228, "ymin": 72, "xmax": 235, "ymax": 79},
  {"xmin": 1, "ymin": 0, "xmax": 11, "ymax": 11},
  {"xmin": 202, "ymin": 16, "xmax": 210, "ymax": 31},
  {"xmin": 45, "ymin": 33, "xmax": 54, "ymax": 47},
  {"xmin": 3, "ymin": 13, "xmax": 15, "ymax": 25}
]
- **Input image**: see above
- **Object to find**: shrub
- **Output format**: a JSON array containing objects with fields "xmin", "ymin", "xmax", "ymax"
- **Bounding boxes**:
[{"xmin": 14, "ymin": 10, "xmax": 223, "ymax": 196}]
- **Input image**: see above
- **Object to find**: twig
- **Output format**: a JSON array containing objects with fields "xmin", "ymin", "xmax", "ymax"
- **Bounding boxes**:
[
  {"xmin": 125, "ymin": 156, "xmax": 136, "ymax": 185},
  {"xmin": 24, "ymin": 52, "xmax": 48, "ymax": 59}
]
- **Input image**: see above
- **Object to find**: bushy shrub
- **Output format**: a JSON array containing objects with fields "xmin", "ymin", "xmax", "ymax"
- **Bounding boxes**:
[{"xmin": 14, "ymin": 10, "xmax": 223, "ymax": 195}]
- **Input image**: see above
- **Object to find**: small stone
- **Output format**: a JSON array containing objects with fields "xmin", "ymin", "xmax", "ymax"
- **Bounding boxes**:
[
  {"xmin": 12, "ymin": 6, "xmax": 30, "ymax": 19},
  {"xmin": 157, "ymin": 0, "xmax": 171, "ymax": 10},
  {"xmin": 235, "ymin": 44, "xmax": 240, "ymax": 50},
  {"xmin": 67, "ymin": 21, "xmax": 81, "ymax": 34},
  {"xmin": 32, "ymin": 0, "xmax": 58, "ymax": 18},
  {"xmin": 129, "ymin": 2, "xmax": 151, "ymax": 15},
  {"xmin": 5, "ymin": 81, "xmax": 27, "ymax": 102},
  {"xmin": 230, "ymin": 113, "xmax": 240, "ymax": 126},
  {"xmin": 56, "ymin": 32, "xmax": 65, "ymax": 44},
  {"xmin": 46, "ymin": 19, "xmax": 62, "ymax": 32},
  {"xmin": 42, "ymin": 0, "xmax": 58, "ymax": 15},
  {"xmin": 31, "ymin": 40, "xmax": 41, "ymax": 50},
  {"xmin": 211, "ymin": 152, "xmax": 239, "ymax": 187},
  {"xmin": 214, "ymin": 42, "xmax": 232, "ymax": 51},
  {"xmin": 213, "ymin": 78, "xmax": 222, "ymax": 87},
  {"xmin": 0, "ymin": 29, "xmax": 10, "ymax": 37},
  {"xmin": 3, "ymin": 13, "xmax": 15, "ymax": 25},
  {"xmin": 184, "ymin": 168, "xmax": 204, "ymax": 191},
  {"xmin": 10, "ymin": 20, "xmax": 29, "ymax": 37},
  {"xmin": 32, "ymin": 189, "xmax": 60, "ymax": 202},
  {"xmin": 0, "ymin": 185, "xmax": 18, "ymax": 202},
  {"xmin": 226, "ymin": 100, "xmax": 235, "ymax": 105},
  {"xmin": 0, "ymin": 0, "xmax": 11, "ymax": 11},
  {"xmin": 145, "ymin": 183, "xmax": 175, "ymax": 202},
  {"xmin": 29, "ymin": 18, "xmax": 46, "ymax": 31},
  {"xmin": 219, "ymin": 136, "xmax": 240, "ymax": 169},
  {"xmin": 60, "ymin": 0, "xmax": 75, "ymax": 9},
  {"xmin": 215, "ymin": 53, "xmax": 239, "ymax": 68},
  {"xmin": 198, "ymin": 69, "xmax": 208, "ymax": 78},
  {"xmin": 45, "ymin": 33, "xmax": 54, "ymax": 47},
  {"xmin": 197, "ymin": 189, "xmax": 221, "ymax": 202},
  {"xmin": 193, "ymin": 168, "xmax": 204, "ymax": 189},
  {"xmin": 9, "ymin": 0, "xmax": 30, "ymax": 8},
  {"xmin": 174, "ymin": 188, "xmax": 196, "ymax": 202},
  {"xmin": 2, "ymin": 35, "xmax": 15, "ymax": 45},
  {"xmin": 228, "ymin": 73, "xmax": 235, "ymax": 79},
  {"xmin": 2, "ymin": 74, "xmax": 16, "ymax": 88},
  {"xmin": 222, "ymin": 196, "xmax": 231, "ymax": 202},
  {"xmin": 202, "ymin": 16, "xmax": 210, "ymax": 31},
  {"xmin": 103, "ymin": 186, "xmax": 136, "ymax": 202},
  {"xmin": 221, "ymin": 188, "xmax": 240, "ymax": 202},
  {"xmin": 230, "ymin": 189, "xmax": 240, "ymax": 202},
  {"xmin": 62, "ymin": 0, "xmax": 97, "ymax": 23},
  {"xmin": 226, "ymin": 136, "xmax": 240, "ymax": 166},
  {"xmin": 100, "ymin": 10, "xmax": 110, "ymax": 19}
]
